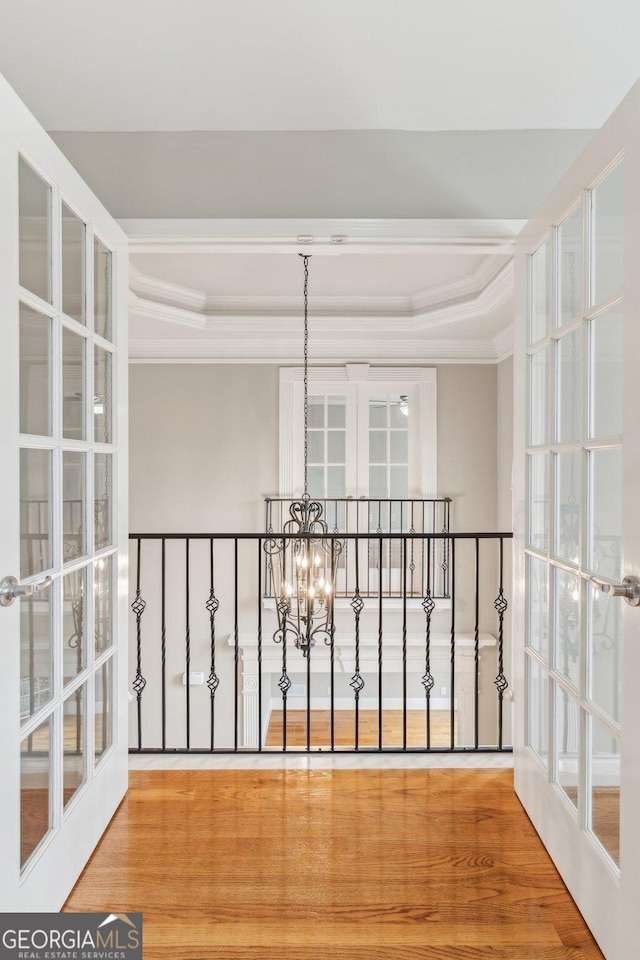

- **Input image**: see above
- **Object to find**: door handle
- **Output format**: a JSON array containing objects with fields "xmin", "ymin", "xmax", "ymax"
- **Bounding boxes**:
[
  {"xmin": 590, "ymin": 575, "xmax": 640, "ymax": 607},
  {"xmin": 0, "ymin": 574, "xmax": 53, "ymax": 607}
]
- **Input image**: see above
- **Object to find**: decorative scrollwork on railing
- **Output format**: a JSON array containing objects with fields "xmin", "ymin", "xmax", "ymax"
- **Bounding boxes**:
[
  {"xmin": 206, "ymin": 588, "xmax": 220, "ymax": 699},
  {"xmin": 494, "ymin": 587, "xmax": 508, "ymax": 696},
  {"xmin": 206, "ymin": 590, "xmax": 220, "ymax": 617},
  {"xmin": 421, "ymin": 671, "xmax": 435, "ymax": 694},
  {"xmin": 131, "ymin": 591, "xmax": 146, "ymax": 619},
  {"xmin": 421, "ymin": 590, "xmax": 435, "ymax": 696},
  {"xmin": 350, "ymin": 592, "xmax": 365, "ymax": 616},
  {"xmin": 350, "ymin": 588, "xmax": 365, "ymax": 699},
  {"xmin": 132, "ymin": 672, "xmax": 147, "ymax": 697},
  {"xmin": 494, "ymin": 589, "xmax": 508, "ymax": 617},
  {"xmin": 494, "ymin": 672, "xmax": 509, "ymax": 695},
  {"xmin": 131, "ymin": 588, "xmax": 147, "ymax": 700}
]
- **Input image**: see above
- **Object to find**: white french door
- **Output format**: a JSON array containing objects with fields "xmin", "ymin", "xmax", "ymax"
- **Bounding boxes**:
[
  {"xmin": 513, "ymin": 79, "xmax": 640, "ymax": 958},
  {"xmin": 0, "ymin": 74, "xmax": 129, "ymax": 910}
]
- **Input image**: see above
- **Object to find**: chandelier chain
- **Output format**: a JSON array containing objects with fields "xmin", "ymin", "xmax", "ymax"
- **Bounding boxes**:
[
  {"xmin": 263, "ymin": 253, "xmax": 342, "ymax": 658},
  {"xmin": 302, "ymin": 254, "xmax": 310, "ymax": 499}
]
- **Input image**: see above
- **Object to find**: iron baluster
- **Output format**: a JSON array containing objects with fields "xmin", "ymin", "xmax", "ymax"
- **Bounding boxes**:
[
  {"xmin": 185, "ymin": 539, "xmax": 191, "ymax": 750},
  {"xmin": 474, "ymin": 538, "xmax": 480, "ymax": 750},
  {"xmin": 449, "ymin": 538, "xmax": 456, "ymax": 750},
  {"xmin": 494, "ymin": 537, "xmax": 509, "ymax": 750},
  {"xmin": 378, "ymin": 536, "xmax": 384, "ymax": 749},
  {"xmin": 234, "ymin": 539, "xmax": 239, "ymax": 752},
  {"xmin": 257, "ymin": 538, "xmax": 263, "ymax": 751},
  {"xmin": 131, "ymin": 537, "xmax": 147, "ymax": 751},
  {"xmin": 402, "ymin": 537, "xmax": 408, "ymax": 751},
  {"xmin": 421, "ymin": 538, "xmax": 435, "ymax": 748},
  {"xmin": 350, "ymin": 547, "xmax": 365, "ymax": 750},
  {"xmin": 161, "ymin": 538, "xmax": 167, "ymax": 751},
  {"xmin": 206, "ymin": 537, "xmax": 220, "ymax": 752},
  {"xmin": 327, "ymin": 540, "xmax": 336, "ymax": 752}
]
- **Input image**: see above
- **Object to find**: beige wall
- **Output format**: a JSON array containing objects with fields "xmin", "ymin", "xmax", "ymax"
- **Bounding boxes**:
[
  {"xmin": 129, "ymin": 362, "xmax": 500, "ymax": 534},
  {"xmin": 129, "ymin": 364, "xmax": 279, "ymax": 533},
  {"xmin": 437, "ymin": 365, "xmax": 497, "ymax": 532}
]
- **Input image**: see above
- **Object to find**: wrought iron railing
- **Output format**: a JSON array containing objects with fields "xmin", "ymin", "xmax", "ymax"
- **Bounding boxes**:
[
  {"xmin": 20, "ymin": 497, "xmax": 110, "ymax": 574},
  {"xmin": 128, "ymin": 531, "xmax": 513, "ymax": 755},
  {"xmin": 264, "ymin": 497, "xmax": 452, "ymax": 599}
]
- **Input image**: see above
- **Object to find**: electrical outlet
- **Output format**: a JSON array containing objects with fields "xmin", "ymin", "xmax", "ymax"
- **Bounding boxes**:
[
  {"xmin": 440, "ymin": 686, "xmax": 447, "ymax": 695},
  {"xmin": 182, "ymin": 671, "xmax": 205, "ymax": 686}
]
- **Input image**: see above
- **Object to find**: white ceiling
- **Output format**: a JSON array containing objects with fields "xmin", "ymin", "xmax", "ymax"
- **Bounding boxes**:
[{"xmin": 1, "ymin": 0, "xmax": 639, "ymax": 132}]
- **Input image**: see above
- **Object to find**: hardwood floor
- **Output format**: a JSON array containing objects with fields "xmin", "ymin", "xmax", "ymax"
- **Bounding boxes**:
[
  {"xmin": 265, "ymin": 709, "xmax": 456, "ymax": 748},
  {"xmin": 64, "ymin": 769, "xmax": 604, "ymax": 959}
]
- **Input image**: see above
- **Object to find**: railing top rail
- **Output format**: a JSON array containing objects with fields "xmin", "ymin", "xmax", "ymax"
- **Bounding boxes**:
[
  {"xmin": 129, "ymin": 531, "xmax": 513, "ymax": 540},
  {"xmin": 265, "ymin": 495, "xmax": 452, "ymax": 503}
]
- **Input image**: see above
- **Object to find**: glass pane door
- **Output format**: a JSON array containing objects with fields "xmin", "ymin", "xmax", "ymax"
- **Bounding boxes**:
[
  {"xmin": 0, "ymin": 73, "xmax": 127, "ymax": 912},
  {"xmin": 525, "ymin": 158, "xmax": 623, "ymax": 870},
  {"xmin": 18, "ymin": 156, "xmax": 118, "ymax": 874},
  {"xmin": 512, "ymin": 89, "xmax": 640, "ymax": 955}
]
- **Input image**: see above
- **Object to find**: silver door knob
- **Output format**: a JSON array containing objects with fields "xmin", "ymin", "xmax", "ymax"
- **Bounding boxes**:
[
  {"xmin": 590, "ymin": 575, "xmax": 640, "ymax": 607},
  {"xmin": 0, "ymin": 574, "xmax": 53, "ymax": 607}
]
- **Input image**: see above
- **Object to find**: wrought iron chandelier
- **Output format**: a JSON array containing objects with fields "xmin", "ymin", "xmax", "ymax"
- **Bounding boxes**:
[{"xmin": 265, "ymin": 254, "xmax": 342, "ymax": 657}]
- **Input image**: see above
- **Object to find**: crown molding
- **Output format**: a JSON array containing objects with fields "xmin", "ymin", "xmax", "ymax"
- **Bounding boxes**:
[
  {"xmin": 128, "ymin": 337, "xmax": 499, "ymax": 364},
  {"xmin": 493, "ymin": 322, "xmax": 515, "ymax": 361},
  {"xmin": 129, "ymin": 262, "xmax": 206, "ymax": 312},
  {"xmin": 410, "ymin": 255, "xmax": 508, "ymax": 312},
  {"xmin": 122, "ymin": 217, "xmax": 525, "ymax": 255},
  {"xmin": 412, "ymin": 259, "xmax": 513, "ymax": 330},
  {"xmin": 129, "ymin": 289, "xmax": 207, "ymax": 330},
  {"xmin": 129, "ymin": 258, "xmax": 515, "ymax": 333}
]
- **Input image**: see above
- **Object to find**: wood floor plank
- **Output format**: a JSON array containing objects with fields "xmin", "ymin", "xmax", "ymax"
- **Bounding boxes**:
[
  {"xmin": 139, "ymin": 949, "xmax": 594, "ymax": 960},
  {"xmin": 64, "ymin": 769, "xmax": 603, "ymax": 960},
  {"xmin": 265, "ymin": 709, "xmax": 456, "ymax": 748}
]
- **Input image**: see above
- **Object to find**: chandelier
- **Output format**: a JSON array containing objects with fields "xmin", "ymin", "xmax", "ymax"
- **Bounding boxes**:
[{"xmin": 265, "ymin": 255, "xmax": 342, "ymax": 656}]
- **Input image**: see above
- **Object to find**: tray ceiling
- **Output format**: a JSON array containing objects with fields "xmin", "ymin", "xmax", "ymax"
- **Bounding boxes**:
[{"xmin": 128, "ymin": 224, "xmax": 517, "ymax": 363}]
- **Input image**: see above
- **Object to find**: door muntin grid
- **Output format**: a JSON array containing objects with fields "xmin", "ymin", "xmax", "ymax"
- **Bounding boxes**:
[
  {"xmin": 525, "ymin": 157, "xmax": 624, "ymax": 870},
  {"xmin": 17, "ymin": 154, "xmax": 118, "ymax": 873}
]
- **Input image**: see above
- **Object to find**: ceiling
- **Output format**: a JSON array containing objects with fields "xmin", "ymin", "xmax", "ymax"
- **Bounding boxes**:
[
  {"xmin": 130, "ymin": 252, "xmax": 487, "ymax": 298},
  {"xmin": 128, "ymin": 237, "xmax": 516, "ymax": 363},
  {"xmin": 6, "ymin": 2, "xmax": 623, "ymax": 363},
  {"xmin": 0, "ymin": 1, "xmax": 639, "ymax": 132}
]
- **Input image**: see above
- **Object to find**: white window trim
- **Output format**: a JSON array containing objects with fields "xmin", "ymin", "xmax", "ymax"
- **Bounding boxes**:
[{"xmin": 279, "ymin": 364, "xmax": 437, "ymax": 498}]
